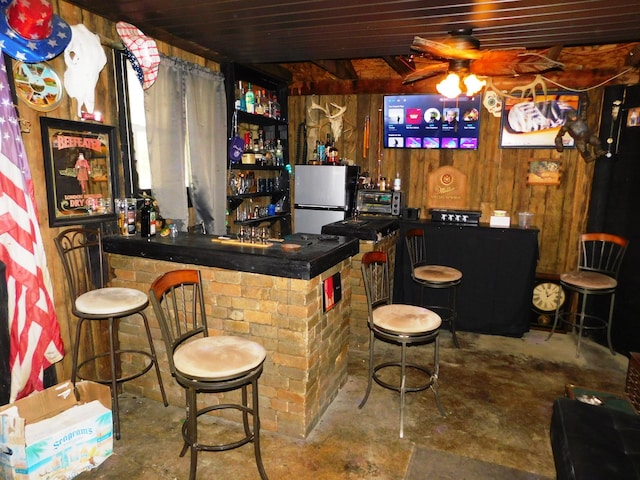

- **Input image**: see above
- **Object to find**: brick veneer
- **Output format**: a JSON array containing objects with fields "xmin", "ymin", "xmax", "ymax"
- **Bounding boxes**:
[{"xmin": 108, "ymin": 253, "xmax": 352, "ymax": 438}]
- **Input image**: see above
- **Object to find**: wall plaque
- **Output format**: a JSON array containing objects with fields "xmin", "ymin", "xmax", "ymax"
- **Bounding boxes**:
[{"xmin": 427, "ymin": 166, "xmax": 468, "ymax": 209}]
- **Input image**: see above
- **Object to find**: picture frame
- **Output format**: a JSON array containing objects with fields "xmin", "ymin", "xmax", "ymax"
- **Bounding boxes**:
[
  {"xmin": 500, "ymin": 92, "xmax": 582, "ymax": 148},
  {"xmin": 527, "ymin": 159, "xmax": 562, "ymax": 185},
  {"xmin": 40, "ymin": 118, "xmax": 118, "ymax": 227}
]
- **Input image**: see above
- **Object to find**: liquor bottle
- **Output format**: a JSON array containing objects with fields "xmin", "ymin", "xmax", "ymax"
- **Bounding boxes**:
[
  {"xmin": 265, "ymin": 91, "xmax": 273, "ymax": 118},
  {"xmin": 255, "ymin": 89, "xmax": 264, "ymax": 115},
  {"xmin": 126, "ymin": 200, "xmax": 136, "ymax": 235},
  {"xmin": 275, "ymin": 139, "xmax": 284, "ymax": 166},
  {"xmin": 271, "ymin": 95, "xmax": 281, "ymax": 119},
  {"xmin": 393, "ymin": 172, "xmax": 401, "ymax": 191},
  {"xmin": 316, "ymin": 140, "xmax": 325, "ymax": 163},
  {"xmin": 245, "ymin": 82, "xmax": 255, "ymax": 114},
  {"xmin": 140, "ymin": 198, "xmax": 156, "ymax": 237},
  {"xmin": 324, "ymin": 133, "xmax": 333, "ymax": 164},
  {"xmin": 238, "ymin": 81, "xmax": 246, "ymax": 111}
]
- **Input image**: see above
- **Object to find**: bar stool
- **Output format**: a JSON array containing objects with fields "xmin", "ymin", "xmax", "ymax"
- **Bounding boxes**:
[
  {"xmin": 548, "ymin": 232, "xmax": 628, "ymax": 357},
  {"xmin": 149, "ymin": 269, "xmax": 268, "ymax": 480},
  {"xmin": 359, "ymin": 251, "xmax": 446, "ymax": 438},
  {"xmin": 405, "ymin": 228, "xmax": 462, "ymax": 348},
  {"xmin": 55, "ymin": 227, "xmax": 167, "ymax": 440}
]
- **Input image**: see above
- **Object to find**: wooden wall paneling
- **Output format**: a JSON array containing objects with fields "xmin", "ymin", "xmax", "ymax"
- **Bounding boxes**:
[{"xmin": 288, "ymin": 90, "xmax": 597, "ymax": 277}]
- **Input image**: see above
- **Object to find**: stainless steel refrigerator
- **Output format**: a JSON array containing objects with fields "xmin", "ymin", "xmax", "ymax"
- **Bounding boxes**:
[{"xmin": 293, "ymin": 165, "xmax": 359, "ymax": 234}]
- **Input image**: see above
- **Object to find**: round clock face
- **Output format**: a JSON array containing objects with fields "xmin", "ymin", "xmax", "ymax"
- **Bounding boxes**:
[
  {"xmin": 532, "ymin": 281, "xmax": 566, "ymax": 312},
  {"xmin": 13, "ymin": 61, "xmax": 63, "ymax": 112}
]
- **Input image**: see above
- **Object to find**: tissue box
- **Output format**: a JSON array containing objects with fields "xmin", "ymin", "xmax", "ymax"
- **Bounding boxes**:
[
  {"xmin": 490, "ymin": 215, "xmax": 511, "ymax": 227},
  {"xmin": 0, "ymin": 381, "xmax": 112, "ymax": 480}
]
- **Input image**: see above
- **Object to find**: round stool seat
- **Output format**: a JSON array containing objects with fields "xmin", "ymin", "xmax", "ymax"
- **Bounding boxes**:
[
  {"xmin": 174, "ymin": 336, "xmax": 267, "ymax": 380},
  {"xmin": 75, "ymin": 287, "xmax": 148, "ymax": 315},
  {"xmin": 373, "ymin": 304, "xmax": 442, "ymax": 334},
  {"xmin": 414, "ymin": 265, "xmax": 462, "ymax": 283},
  {"xmin": 561, "ymin": 270, "xmax": 617, "ymax": 290}
]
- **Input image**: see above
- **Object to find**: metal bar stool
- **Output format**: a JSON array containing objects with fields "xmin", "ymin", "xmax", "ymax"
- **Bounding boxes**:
[
  {"xmin": 548, "ymin": 232, "xmax": 628, "ymax": 357},
  {"xmin": 55, "ymin": 227, "xmax": 167, "ymax": 440},
  {"xmin": 149, "ymin": 269, "xmax": 268, "ymax": 480},
  {"xmin": 405, "ymin": 228, "xmax": 462, "ymax": 348},
  {"xmin": 359, "ymin": 251, "xmax": 446, "ymax": 439}
]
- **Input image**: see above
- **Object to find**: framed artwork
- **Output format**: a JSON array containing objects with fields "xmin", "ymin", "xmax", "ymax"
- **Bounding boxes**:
[
  {"xmin": 500, "ymin": 92, "xmax": 581, "ymax": 148},
  {"xmin": 40, "ymin": 118, "xmax": 118, "ymax": 227},
  {"xmin": 527, "ymin": 159, "xmax": 562, "ymax": 185}
]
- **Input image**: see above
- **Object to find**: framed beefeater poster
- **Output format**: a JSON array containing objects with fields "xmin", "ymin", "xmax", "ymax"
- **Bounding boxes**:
[{"xmin": 40, "ymin": 118, "xmax": 118, "ymax": 227}]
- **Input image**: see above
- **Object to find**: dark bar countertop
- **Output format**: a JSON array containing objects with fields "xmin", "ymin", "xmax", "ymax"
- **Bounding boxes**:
[
  {"xmin": 321, "ymin": 215, "xmax": 400, "ymax": 241},
  {"xmin": 103, "ymin": 232, "xmax": 359, "ymax": 280}
]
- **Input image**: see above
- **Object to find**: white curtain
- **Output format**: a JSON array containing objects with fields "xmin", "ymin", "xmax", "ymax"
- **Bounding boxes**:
[{"xmin": 145, "ymin": 56, "xmax": 227, "ymax": 234}]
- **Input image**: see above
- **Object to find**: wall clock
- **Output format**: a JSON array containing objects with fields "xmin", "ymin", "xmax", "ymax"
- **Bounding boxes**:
[
  {"xmin": 531, "ymin": 274, "xmax": 568, "ymax": 331},
  {"xmin": 12, "ymin": 61, "xmax": 64, "ymax": 112},
  {"xmin": 533, "ymin": 281, "xmax": 566, "ymax": 312}
]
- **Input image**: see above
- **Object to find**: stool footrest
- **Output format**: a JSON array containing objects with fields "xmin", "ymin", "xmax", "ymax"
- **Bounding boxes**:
[
  {"xmin": 372, "ymin": 362, "xmax": 435, "ymax": 393},
  {"xmin": 182, "ymin": 403, "xmax": 257, "ymax": 453},
  {"xmin": 76, "ymin": 349, "xmax": 156, "ymax": 385}
]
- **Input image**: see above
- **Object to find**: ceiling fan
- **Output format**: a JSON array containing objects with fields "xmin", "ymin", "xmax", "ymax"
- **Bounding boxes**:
[{"xmin": 403, "ymin": 28, "xmax": 564, "ymax": 85}]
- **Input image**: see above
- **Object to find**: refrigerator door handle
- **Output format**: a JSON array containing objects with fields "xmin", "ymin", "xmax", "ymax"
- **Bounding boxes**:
[{"xmin": 294, "ymin": 204, "xmax": 347, "ymax": 211}]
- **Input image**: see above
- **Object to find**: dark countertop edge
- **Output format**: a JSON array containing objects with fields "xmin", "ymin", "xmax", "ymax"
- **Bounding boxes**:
[
  {"xmin": 103, "ymin": 233, "xmax": 359, "ymax": 280},
  {"xmin": 400, "ymin": 219, "xmax": 541, "ymax": 233},
  {"xmin": 321, "ymin": 216, "xmax": 401, "ymax": 241}
]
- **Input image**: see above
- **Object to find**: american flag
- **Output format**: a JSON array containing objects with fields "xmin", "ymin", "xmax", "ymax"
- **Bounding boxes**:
[{"xmin": 0, "ymin": 54, "xmax": 64, "ymax": 401}]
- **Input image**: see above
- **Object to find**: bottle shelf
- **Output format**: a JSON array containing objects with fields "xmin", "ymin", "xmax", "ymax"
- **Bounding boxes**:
[
  {"xmin": 234, "ymin": 214, "xmax": 289, "ymax": 226},
  {"xmin": 230, "ymin": 164, "xmax": 286, "ymax": 171},
  {"xmin": 236, "ymin": 110, "xmax": 286, "ymax": 127}
]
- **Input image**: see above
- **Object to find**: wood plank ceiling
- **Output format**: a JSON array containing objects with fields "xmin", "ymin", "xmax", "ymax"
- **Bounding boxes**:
[{"xmin": 66, "ymin": 0, "xmax": 640, "ymax": 86}]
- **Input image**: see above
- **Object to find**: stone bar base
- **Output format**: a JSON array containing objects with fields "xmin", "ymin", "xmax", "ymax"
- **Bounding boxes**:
[{"xmin": 108, "ymin": 253, "xmax": 352, "ymax": 438}]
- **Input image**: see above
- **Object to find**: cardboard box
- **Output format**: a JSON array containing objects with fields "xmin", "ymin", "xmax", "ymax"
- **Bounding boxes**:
[{"xmin": 0, "ymin": 381, "xmax": 113, "ymax": 479}]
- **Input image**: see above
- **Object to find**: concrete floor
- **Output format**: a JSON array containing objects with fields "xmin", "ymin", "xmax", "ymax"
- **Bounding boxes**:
[{"xmin": 77, "ymin": 329, "xmax": 629, "ymax": 479}]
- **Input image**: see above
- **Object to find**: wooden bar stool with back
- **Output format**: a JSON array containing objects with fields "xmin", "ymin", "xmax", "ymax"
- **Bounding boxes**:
[
  {"xmin": 359, "ymin": 251, "xmax": 446, "ymax": 439},
  {"xmin": 149, "ymin": 269, "xmax": 269, "ymax": 480},
  {"xmin": 405, "ymin": 228, "xmax": 462, "ymax": 348},
  {"xmin": 55, "ymin": 227, "xmax": 167, "ymax": 440}
]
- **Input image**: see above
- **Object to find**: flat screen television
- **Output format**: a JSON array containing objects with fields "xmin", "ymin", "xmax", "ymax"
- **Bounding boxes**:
[{"xmin": 383, "ymin": 94, "xmax": 481, "ymax": 149}]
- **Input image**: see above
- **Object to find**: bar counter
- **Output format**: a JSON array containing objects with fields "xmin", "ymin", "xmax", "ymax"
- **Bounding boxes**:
[
  {"xmin": 103, "ymin": 231, "xmax": 359, "ymax": 280},
  {"xmin": 103, "ymin": 232, "xmax": 358, "ymax": 438}
]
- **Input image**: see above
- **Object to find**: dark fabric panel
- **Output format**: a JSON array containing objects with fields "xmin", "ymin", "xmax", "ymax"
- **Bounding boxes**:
[
  {"xmin": 0, "ymin": 261, "xmax": 9, "ymax": 405},
  {"xmin": 394, "ymin": 221, "xmax": 539, "ymax": 337}
]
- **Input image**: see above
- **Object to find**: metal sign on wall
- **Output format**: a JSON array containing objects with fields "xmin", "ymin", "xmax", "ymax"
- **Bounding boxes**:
[{"xmin": 427, "ymin": 165, "xmax": 469, "ymax": 209}]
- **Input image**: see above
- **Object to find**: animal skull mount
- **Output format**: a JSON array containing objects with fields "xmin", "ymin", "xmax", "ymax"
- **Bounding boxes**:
[{"xmin": 307, "ymin": 99, "xmax": 348, "ymax": 143}]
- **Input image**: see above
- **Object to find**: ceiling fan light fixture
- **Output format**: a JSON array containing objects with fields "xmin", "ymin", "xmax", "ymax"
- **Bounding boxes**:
[
  {"xmin": 463, "ymin": 74, "xmax": 486, "ymax": 96},
  {"xmin": 436, "ymin": 72, "xmax": 462, "ymax": 98}
]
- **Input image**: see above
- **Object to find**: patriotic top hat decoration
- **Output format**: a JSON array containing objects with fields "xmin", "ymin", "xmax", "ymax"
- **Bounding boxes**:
[
  {"xmin": 0, "ymin": 0, "xmax": 71, "ymax": 62},
  {"xmin": 116, "ymin": 21, "xmax": 160, "ymax": 90}
]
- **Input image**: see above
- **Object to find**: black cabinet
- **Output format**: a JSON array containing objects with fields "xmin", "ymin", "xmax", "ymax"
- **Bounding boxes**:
[
  {"xmin": 223, "ymin": 63, "xmax": 291, "ymax": 237},
  {"xmin": 394, "ymin": 221, "xmax": 539, "ymax": 337}
]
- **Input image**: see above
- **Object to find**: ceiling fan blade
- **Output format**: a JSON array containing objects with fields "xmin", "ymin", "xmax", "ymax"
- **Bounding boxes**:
[
  {"xmin": 402, "ymin": 62, "xmax": 449, "ymax": 84},
  {"xmin": 471, "ymin": 50, "xmax": 565, "ymax": 76},
  {"xmin": 411, "ymin": 36, "xmax": 483, "ymax": 61}
]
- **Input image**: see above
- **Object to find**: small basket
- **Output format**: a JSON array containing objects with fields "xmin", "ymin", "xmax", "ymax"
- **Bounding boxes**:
[{"xmin": 625, "ymin": 352, "xmax": 640, "ymax": 413}]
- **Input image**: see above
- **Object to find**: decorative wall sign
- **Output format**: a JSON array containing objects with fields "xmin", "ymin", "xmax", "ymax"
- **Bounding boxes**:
[
  {"xmin": 40, "ymin": 118, "xmax": 118, "ymax": 226},
  {"xmin": 323, "ymin": 272, "xmax": 342, "ymax": 313},
  {"xmin": 527, "ymin": 159, "xmax": 562, "ymax": 185},
  {"xmin": 13, "ymin": 61, "xmax": 63, "ymax": 112},
  {"xmin": 427, "ymin": 165, "xmax": 469, "ymax": 209},
  {"xmin": 500, "ymin": 92, "xmax": 581, "ymax": 148}
]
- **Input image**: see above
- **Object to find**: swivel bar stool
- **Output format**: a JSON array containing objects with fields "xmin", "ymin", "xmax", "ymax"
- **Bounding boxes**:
[
  {"xmin": 55, "ymin": 227, "xmax": 167, "ymax": 440},
  {"xmin": 359, "ymin": 251, "xmax": 446, "ymax": 438},
  {"xmin": 405, "ymin": 228, "xmax": 462, "ymax": 348},
  {"xmin": 548, "ymin": 232, "xmax": 628, "ymax": 357},
  {"xmin": 149, "ymin": 269, "xmax": 268, "ymax": 480}
]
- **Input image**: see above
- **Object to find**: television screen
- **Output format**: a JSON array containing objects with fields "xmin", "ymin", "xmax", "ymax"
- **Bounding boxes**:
[{"xmin": 383, "ymin": 94, "xmax": 481, "ymax": 150}]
